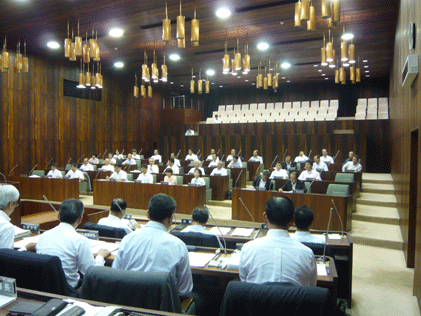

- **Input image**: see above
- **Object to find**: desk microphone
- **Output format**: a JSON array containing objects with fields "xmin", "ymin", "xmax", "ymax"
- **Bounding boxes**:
[
  {"xmin": 282, "ymin": 149, "xmax": 288, "ymax": 161},
  {"xmin": 114, "ymin": 200, "xmax": 135, "ymax": 230},
  {"xmin": 332, "ymin": 199, "xmax": 345, "ymax": 238},
  {"xmin": 176, "ymin": 150, "xmax": 181, "ymax": 158},
  {"xmin": 203, "ymin": 205, "xmax": 227, "ymax": 255},
  {"xmin": 322, "ymin": 207, "xmax": 333, "ymax": 264},
  {"xmin": 216, "ymin": 149, "xmax": 220, "ymax": 156},
  {"xmin": 238, "ymin": 197, "xmax": 255, "ymax": 224},
  {"xmin": 221, "ymin": 154, "xmax": 225, "ymax": 161},
  {"xmin": 238, "ymin": 149, "xmax": 242, "ymax": 156},
  {"xmin": 196, "ymin": 149, "xmax": 201, "ymax": 156},
  {"xmin": 0, "ymin": 172, "xmax": 7, "ymax": 183},
  {"xmin": 76, "ymin": 154, "xmax": 85, "ymax": 164},
  {"xmin": 8, "ymin": 164, "xmax": 18, "ymax": 177},
  {"xmin": 29, "ymin": 164, "xmax": 38, "ymax": 176},
  {"xmin": 307, "ymin": 150, "xmax": 312, "ymax": 159},
  {"xmin": 94, "ymin": 169, "xmax": 102, "ymax": 180},
  {"xmin": 121, "ymin": 149, "xmax": 125, "ymax": 156},
  {"xmin": 67, "ymin": 158, "xmax": 72, "ymax": 166},
  {"xmin": 102, "ymin": 149, "xmax": 108, "ymax": 159},
  {"xmin": 42, "ymin": 195, "xmax": 59, "ymax": 214},
  {"xmin": 254, "ymin": 166, "xmax": 261, "ymax": 179},
  {"xmin": 234, "ymin": 169, "xmax": 243, "ymax": 188},
  {"xmin": 308, "ymin": 177, "xmax": 317, "ymax": 193},
  {"xmin": 270, "ymin": 155, "xmax": 278, "ymax": 169},
  {"xmin": 138, "ymin": 149, "xmax": 143, "ymax": 155},
  {"xmin": 46, "ymin": 158, "xmax": 53, "ymax": 168}
]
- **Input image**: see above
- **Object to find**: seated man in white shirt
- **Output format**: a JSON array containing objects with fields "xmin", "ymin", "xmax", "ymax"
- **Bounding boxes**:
[
  {"xmin": 291, "ymin": 205, "xmax": 326, "ymax": 244},
  {"xmin": 343, "ymin": 151, "xmax": 354, "ymax": 164},
  {"xmin": 100, "ymin": 159, "xmax": 115, "ymax": 172},
  {"xmin": 0, "ymin": 184, "xmax": 20, "ymax": 249},
  {"xmin": 185, "ymin": 149, "xmax": 198, "ymax": 161},
  {"xmin": 188, "ymin": 160, "xmax": 205, "ymax": 175},
  {"xmin": 213, "ymin": 114, "xmax": 222, "ymax": 123},
  {"xmin": 107, "ymin": 164, "xmax": 128, "ymax": 181},
  {"xmin": 47, "ymin": 163, "xmax": 63, "ymax": 178},
  {"xmin": 150, "ymin": 149, "xmax": 162, "ymax": 164},
  {"xmin": 136, "ymin": 164, "xmax": 154, "ymax": 183},
  {"xmin": 88, "ymin": 153, "xmax": 99, "ymax": 165},
  {"xmin": 112, "ymin": 194, "xmax": 193, "ymax": 297},
  {"xmin": 226, "ymin": 149, "xmax": 241, "ymax": 163},
  {"xmin": 98, "ymin": 198, "xmax": 138, "ymax": 234},
  {"xmin": 79, "ymin": 158, "xmax": 94, "ymax": 172},
  {"xmin": 239, "ymin": 196, "xmax": 317, "ymax": 286},
  {"xmin": 320, "ymin": 149, "xmax": 334, "ymax": 164},
  {"xmin": 227, "ymin": 155, "xmax": 242, "ymax": 168},
  {"xmin": 65, "ymin": 164, "xmax": 85, "ymax": 181},
  {"xmin": 113, "ymin": 150, "xmax": 124, "ymax": 160},
  {"xmin": 185, "ymin": 127, "xmax": 195, "ymax": 136},
  {"xmin": 131, "ymin": 149, "xmax": 141, "ymax": 160},
  {"xmin": 167, "ymin": 158, "xmax": 180, "ymax": 175},
  {"xmin": 210, "ymin": 161, "xmax": 228, "ymax": 176},
  {"xmin": 167, "ymin": 153, "xmax": 181, "ymax": 167},
  {"xmin": 342, "ymin": 155, "xmax": 363, "ymax": 173},
  {"xmin": 294, "ymin": 151, "xmax": 309, "ymax": 163},
  {"xmin": 270, "ymin": 162, "xmax": 289, "ymax": 179},
  {"xmin": 181, "ymin": 208, "xmax": 223, "ymax": 249},
  {"xmin": 123, "ymin": 154, "xmax": 137, "ymax": 166},
  {"xmin": 147, "ymin": 158, "xmax": 159, "ymax": 173},
  {"xmin": 313, "ymin": 155, "xmax": 328, "ymax": 172},
  {"xmin": 298, "ymin": 161, "xmax": 322, "ymax": 181},
  {"xmin": 248, "ymin": 150, "xmax": 263, "ymax": 164},
  {"xmin": 206, "ymin": 149, "xmax": 217, "ymax": 161},
  {"xmin": 36, "ymin": 199, "xmax": 110, "ymax": 289},
  {"xmin": 107, "ymin": 153, "xmax": 117, "ymax": 165},
  {"xmin": 208, "ymin": 154, "xmax": 219, "ymax": 167}
]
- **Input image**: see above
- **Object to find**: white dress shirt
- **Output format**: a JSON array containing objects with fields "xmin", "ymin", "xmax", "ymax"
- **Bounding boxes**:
[
  {"xmin": 110, "ymin": 170, "xmax": 128, "ymax": 181},
  {"xmin": 185, "ymin": 130, "xmax": 195, "ymax": 136},
  {"xmin": 151, "ymin": 155, "xmax": 162, "ymax": 163},
  {"xmin": 227, "ymin": 155, "xmax": 241, "ymax": 163},
  {"xmin": 206, "ymin": 155, "xmax": 217, "ymax": 161},
  {"xmin": 123, "ymin": 159, "xmax": 136, "ymax": 165},
  {"xmin": 132, "ymin": 154, "xmax": 141, "ymax": 160},
  {"xmin": 136, "ymin": 172, "xmax": 153, "ymax": 183},
  {"xmin": 164, "ymin": 175, "xmax": 178, "ymax": 185},
  {"xmin": 0, "ymin": 211, "xmax": 15, "ymax": 249},
  {"xmin": 313, "ymin": 161, "xmax": 328, "ymax": 172},
  {"xmin": 36, "ymin": 222, "xmax": 105, "ymax": 288},
  {"xmin": 239, "ymin": 229, "xmax": 317, "ymax": 286},
  {"xmin": 181, "ymin": 225, "xmax": 223, "ymax": 249},
  {"xmin": 80, "ymin": 163, "xmax": 94, "ymax": 172},
  {"xmin": 294, "ymin": 155, "xmax": 309, "ymax": 163},
  {"xmin": 109, "ymin": 157, "xmax": 117, "ymax": 165},
  {"xmin": 47, "ymin": 169, "xmax": 63, "ymax": 178},
  {"xmin": 114, "ymin": 154, "xmax": 124, "ymax": 160},
  {"xmin": 270, "ymin": 169, "xmax": 289, "ymax": 179},
  {"xmin": 291, "ymin": 231, "xmax": 326, "ymax": 244},
  {"xmin": 320, "ymin": 155, "xmax": 334, "ymax": 164},
  {"xmin": 213, "ymin": 118, "xmax": 222, "ymax": 123},
  {"xmin": 190, "ymin": 177, "xmax": 205, "ymax": 186},
  {"xmin": 188, "ymin": 167, "xmax": 205, "ymax": 175},
  {"xmin": 167, "ymin": 159, "xmax": 181, "ymax": 167},
  {"xmin": 98, "ymin": 214, "xmax": 132, "ymax": 235},
  {"xmin": 66, "ymin": 169, "xmax": 85, "ymax": 181},
  {"xmin": 167, "ymin": 165, "xmax": 180, "ymax": 175},
  {"xmin": 112, "ymin": 221, "xmax": 193, "ymax": 296},
  {"xmin": 249, "ymin": 156, "xmax": 263, "ymax": 164},
  {"xmin": 101, "ymin": 164, "xmax": 115, "ymax": 172},
  {"xmin": 228, "ymin": 160, "xmax": 242, "ymax": 168},
  {"xmin": 298, "ymin": 169, "xmax": 322, "ymax": 181},
  {"xmin": 88, "ymin": 158, "xmax": 99, "ymax": 164},
  {"xmin": 342, "ymin": 162, "xmax": 362, "ymax": 172},
  {"xmin": 185, "ymin": 154, "xmax": 198, "ymax": 161},
  {"xmin": 147, "ymin": 165, "xmax": 159, "ymax": 174},
  {"xmin": 208, "ymin": 160, "xmax": 219, "ymax": 167},
  {"xmin": 210, "ymin": 167, "xmax": 228, "ymax": 176}
]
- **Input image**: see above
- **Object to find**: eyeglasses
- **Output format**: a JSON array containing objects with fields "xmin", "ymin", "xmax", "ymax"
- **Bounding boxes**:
[{"xmin": 14, "ymin": 202, "xmax": 19, "ymax": 207}]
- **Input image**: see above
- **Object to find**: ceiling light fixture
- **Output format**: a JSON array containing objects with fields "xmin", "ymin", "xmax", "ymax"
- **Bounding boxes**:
[
  {"xmin": 216, "ymin": 8, "xmax": 231, "ymax": 19},
  {"xmin": 114, "ymin": 61, "xmax": 124, "ymax": 68},
  {"xmin": 341, "ymin": 33, "xmax": 354, "ymax": 40},
  {"xmin": 281, "ymin": 62, "xmax": 291, "ymax": 69},
  {"xmin": 169, "ymin": 53, "xmax": 180, "ymax": 61},
  {"xmin": 257, "ymin": 42, "xmax": 269, "ymax": 51},
  {"xmin": 206, "ymin": 69, "xmax": 215, "ymax": 76},
  {"xmin": 109, "ymin": 28, "xmax": 124, "ymax": 38},
  {"xmin": 47, "ymin": 41, "xmax": 60, "ymax": 49}
]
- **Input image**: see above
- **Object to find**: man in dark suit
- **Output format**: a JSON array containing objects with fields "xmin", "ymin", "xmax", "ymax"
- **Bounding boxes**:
[
  {"xmin": 253, "ymin": 170, "xmax": 272, "ymax": 190},
  {"xmin": 281, "ymin": 156, "xmax": 297, "ymax": 170},
  {"xmin": 279, "ymin": 171, "xmax": 306, "ymax": 193}
]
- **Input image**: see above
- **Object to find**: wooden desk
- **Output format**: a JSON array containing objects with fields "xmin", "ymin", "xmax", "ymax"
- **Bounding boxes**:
[
  {"xmin": 9, "ymin": 176, "xmax": 79, "ymax": 201},
  {"xmin": 247, "ymin": 161, "xmax": 262, "ymax": 181},
  {"xmin": 232, "ymin": 188, "xmax": 352, "ymax": 231},
  {"xmin": 230, "ymin": 168, "xmax": 246, "ymax": 188},
  {"xmin": 93, "ymin": 180, "xmax": 206, "ymax": 214},
  {"xmin": 328, "ymin": 164, "xmax": 343, "ymax": 172},
  {"xmin": 85, "ymin": 171, "xmax": 112, "ymax": 189},
  {"xmin": 321, "ymin": 171, "xmax": 362, "ymax": 189},
  {"xmin": 184, "ymin": 174, "xmax": 230, "ymax": 201}
]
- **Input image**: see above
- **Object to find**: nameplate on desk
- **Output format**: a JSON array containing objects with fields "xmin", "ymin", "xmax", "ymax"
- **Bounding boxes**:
[
  {"xmin": 161, "ymin": 181, "xmax": 169, "ymax": 185},
  {"xmin": 123, "ymin": 214, "xmax": 132, "ymax": 220},
  {"xmin": 256, "ymin": 187, "xmax": 266, "ymax": 191},
  {"xmin": 76, "ymin": 229, "xmax": 99, "ymax": 240},
  {"xmin": 134, "ymin": 180, "xmax": 142, "ymax": 183},
  {"xmin": 21, "ymin": 223, "xmax": 40, "ymax": 234},
  {"xmin": 293, "ymin": 189, "xmax": 305, "ymax": 194},
  {"xmin": 213, "ymin": 173, "xmax": 221, "ymax": 176},
  {"xmin": 0, "ymin": 277, "xmax": 16, "ymax": 297},
  {"xmin": 188, "ymin": 183, "xmax": 199, "ymax": 187},
  {"xmin": 182, "ymin": 218, "xmax": 192, "ymax": 225},
  {"xmin": 273, "ymin": 176, "xmax": 283, "ymax": 180}
]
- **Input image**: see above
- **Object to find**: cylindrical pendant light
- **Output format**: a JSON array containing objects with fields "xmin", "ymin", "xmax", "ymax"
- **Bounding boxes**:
[
  {"xmin": 75, "ymin": 21, "xmax": 83, "ymax": 57},
  {"xmin": 93, "ymin": 31, "xmax": 100, "ymax": 61},
  {"xmin": 161, "ymin": 55, "xmax": 168, "ymax": 82},
  {"xmin": 90, "ymin": 29, "xmax": 97, "ymax": 55},
  {"xmin": 96, "ymin": 64, "xmax": 101, "ymax": 87},
  {"xmin": 348, "ymin": 43, "xmax": 355, "ymax": 64},
  {"xmin": 331, "ymin": 0, "xmax": 340, "ymax": 23},
  {"xmin": 321, "ymin": 34, "xmax": 328, "ymax": 66},
  {"xmin": 69, "ymin": 28, "xmax": 76, "ymax": 61},
  {"xmin": 321, "ymin": 0, "xmax": 331, "ymax": 19},
  {"xmin": 190, "ymin": 68, "xmax": 195, "ymax": 93},
  {"xmin": 2, "ymin": 37, "xmax": 9, "ymax": 69},
  {"xmin": 335, "ymin": 66, "xmax": 339, "ymax": 83},
  {"xmin": 142, "ymin": 51, "xmax": 149, "ymax": 81},
  {"xmin": 339, "ymin": 64, "xmax": 344, "ymax": 82},
  {"xmin": 16, "ymin": 41, "xmax": 22, "ymax": 71},
  {"xmin": 326, "ymin": 31, "xmax": 333, "ymax": 62},
  {"xmin": 273, "ymin": 75, "xmax": 278, "ymax": 89},
  {"xmin": 163, "ymin": 0, "xmax": 171, "ymax": 43},
  {"xmin": 178, "ymin": 38, "xmax": 185, "ymax": 48},
  {"xmin": 65, "ymin": 21, "xmax": 71, "ymax": 58},
  {"xmin": 148, "ymin": 84, "xmax": 153, "ymax": 98},
  {"xmin": 191, "ymin": 1, "xmax": 199, "ymax": 45},
  {"xmin": 350, "ymin": 66, "xmax": 356, "ymax": 83},
  {"xmin": 198, "ymin": 76, "xmax": 203, "ymax": 95},
  {"xmin": 77, "ymin": 60, "xmax": 86, "ymax": 89},
  {"xmin": 356, "ymin": 58, "xmax": 361, "ymax": 82},
  {"xmin": 231, "ymin": 49, "xmax": 237, "ymax": 75},
  {"xmin": 176, "ymin": 0, "xmax": 185, "ymax": 40},
  {"xmin": 223, "ymin": 41, "xmax": 230, "ymax": 73},
  {"xmin": 243, "ymin": 44, "xmax": 250, "ymax": 73},
  {"xmin": 141, "ymin": 81, "xmax": 146, "ymax": 97},
  {"xmin": 86, "ymin": 67, "xmax": 91, "ymax": 87},
  {"xmin": 263, "ymin": 67, "xmax": 268, "ymax": 89},
  {"xmin": 301, "ymin": 0, "xmax": 310, "ymax": 21},
  {"xmin": 294, "ymin": 1, "xmax": 303, "ymax": 27},
  {"xmin": 134, "ymin": 75, "xmax": 139, "ymax": 98},
  {"xmin": 205, "ymin": 79, "xmax": 210, "ymax": 94},
  {"xmin": 267, "ymin": 61, "xmax": 272, "ymax": 86},
  {"xmin": 341, "ymin": 41, "xmax": 348, "ymax": 62},
  {"xmin": 235, "ymin": 39, "xmax": 241, "ymax": 70},
  {"xmin": 329, "ymin": 49, "xmax": 336, "ymax": 68},
  {"xmin": 83, "ymin": 32, "xmax": 90, "ymax": 63},
  {"xmin": 328, "ymin": 18, "xmax": 337, "ymax": 29},
  {"xmin": 151, "ymin": 51, "xmax": 158, "ymax": 81},
  {"xmin": 307, "ymin": 4, "xmax": 316, "ymax": 31},
  {"xmin": 22, "ymin": 41, "xmax": 28, "ymax": 73}
]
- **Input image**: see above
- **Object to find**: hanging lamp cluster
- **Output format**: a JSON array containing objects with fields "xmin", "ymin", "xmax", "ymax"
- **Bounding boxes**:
[
  {"xmin": 189, "ymin": 68, "xmax": 210, "ymax": 94},
  {"xmin": 295, "ymin": 0, "xmax": 340, "ymax": 30},
  {"xmin": 162, "ymin": 0, "xmax": 200, "ymax": 48},
  {"xmin": 0, "ymin": 37, "xmax": 29, "ymax": 74},
  {"xmin": 222, "ymin": 37, "xmax": 250, "ymax": 76},
  {"xmin": 134, "ymin": 51, "xmax": 168, "ymax": 98},
  {"xmin": 255, "ymin": 59, "xmax": 278, "ymax": 91}
]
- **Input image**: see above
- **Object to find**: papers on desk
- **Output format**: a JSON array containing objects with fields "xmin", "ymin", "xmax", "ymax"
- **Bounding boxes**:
[
  {"xmin": 28, "ymin": 175, "xmax": 41, "ymax": 178},
  {"xmin": 188, "ymin": 252, "xmax": 217, "ymax": 268},
  {"xmin": 62, "ymin": 300, "xmax": 104, "ymax": 316},
  {"xmin": 209, "ymin": 227, "xmax": 231, "ymax": 236},
  {"xmin": 91, "ymin": 242, "xmax": 120, "ymax": 255},
  {"xmin": 14, "ymin": 226, "xmax": 31, "ymax": 240},
  {"xmin": 231, "ymin": 228, "xmax": 254, "ymax": 237},
  {"xmin": 0, "ymin": 295, "xmax": 16, "ymax": 309},
  {"xmin": 316, "ymin": 263, "xmax": 328, "ymax": 276},
  {"xmin": 131, "ymin": 170, "xmax": 141, "ymax": 173},
  {"xmin": 328, "ymin": 233, "xmax": 342, "ymax": 240},
  {"xmin": 14, "ymin": 235, "xmax": 42, "ymax": 249}
]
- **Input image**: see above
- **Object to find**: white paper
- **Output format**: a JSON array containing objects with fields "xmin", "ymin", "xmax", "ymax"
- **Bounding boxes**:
[
  {"xmin": 328, "ymin": 233, "xmax": 342, "ymax": 240},
  {"xmin": 231, "ymin": 228, "xmax": 254, "ymax": 237},
  {"xmin": 87, "ymin": 239, "xmax": 103, "ymax": 248},
  {"xmin": 188, "ymin": 252, "xmax": 217, "ymax": 268},
  {"xmin": 316, "ymin": 263, "xmax": 328, "ymax": 276},
  {"xmin": 0, "ymin": 295, "xmax": 16, "ymax": 309},
  {"xmin": 62, "ymin": 300, "xmax": 105, "ymax": 316},
  {"xmin": 91, "ymin": 242, "xmax": 120, "ymax": 255},
  {"xmin": 14, "ymin": 235, "xmax": 42, "ymax": 249},
  {"xmin": 28, "ymin": 175, "xmax": 41, "ymax": 178},
  {"xmin": 209, "ymin": 227, "xmax": 231, "ymax": 235},
  {"xmin": 14, "ymin": 226, "xmax": 31, "ymax": 239}
]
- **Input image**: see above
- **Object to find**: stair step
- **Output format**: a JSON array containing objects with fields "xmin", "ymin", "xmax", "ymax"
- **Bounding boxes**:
[
  {"xmin": 353, "ymin": 204, "xmax": 400, "ymax": 225},
  {"xmin": 362, "ymin": 173, "xmax": 394, "ymax": 185},
  {"xmin": 206, "ymin": 200, "xmax": 232, "ymax": 208},
  {"xmin": 350, "ymin": 220, "xmax": 403, "ymax": 250},
  {"xmin": 357, "ymin": 193, "xmax": 397, "ymax": 207},
  {"xmin": 361, "ymin": 183, "xmax": 395, "ymax": 194}
]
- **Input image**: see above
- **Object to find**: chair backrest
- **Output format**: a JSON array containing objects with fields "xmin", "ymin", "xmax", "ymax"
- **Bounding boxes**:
[
  {"xmin": 127, "ymin": 173, "xmax": 134, "ymax": 181},
  {"xmin": 320, "ymin": 100, "xmax": 329, "ymax": 108},
  {"xmin": 32, "ymin": 170, "xmax": 45, "ymax": 177},
  {"xmin": 152, "ymin": 174, "xmax": 157, "ymax": 183},
  {"xmin": 334, "ymin": 172, "xmax": 355, "ymax": 183},
  {"xmin": 0, "ymin": 249, "xmax": 78, "ymax": 297},
  {"xmin": 171, "ymin": 231, "xmax": 221, "ymax": 248},
  {"xmin": 326, "ymin": 184, "xmax": 350, "ymax": 196},
  {"xmin": 203, "ymin": 176, "xmax": 210, "ymax": 189},
  {"xmin": 219, "ymin": 281, "xmax": 334, "ymax": 316},
  {"xmin": 81, "ymin": 267, "xmax": 182, "ymax": 313},
  {"xmin": 301, "ymin": 242, "xmax": 333, "ymax": 257},
  {"xmin": 233, "ymin": 104, "xmax": 241, "ymax": 111},
  {"xmin": 310, "ymin": 100, "xmax": 320, "ymax": 108},
  {"xmin": 305, "ymin": 181, "xmax": 311, "ymax": 193},
  {"xmin": 98, "ymin": 159, "xmax": 104, "ymax": 164},
  {"xmin": 82, "ymin": 222, "xmax": 127, "ymax": 238},
  {"xmin": 60, "ymin": 170, "xmax": 65, "ymax": 177},
  {"xmin": 65, "ymin": 164, "xmax": 72, "ymax": 170}
]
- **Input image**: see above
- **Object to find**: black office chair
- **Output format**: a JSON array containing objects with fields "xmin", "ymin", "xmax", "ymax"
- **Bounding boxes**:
[
  {"xmin": 219, "ymin": 281, "xmax": 337, "ymax": 316},
  {"xmin": 301, "ymin": 242, "xmax": 334, "ymax": 257},
  {"xmin": 0, "ymin": 249, "xmax": 78, "ymax": 297},
  {"xmin": 81, "ymin": 266, "xmax": 195, "ymax": 314},
  {"xmin": 171, "ymin": 231, "xmax": 221, "ymax": 248},
  {"xmin": 82, "ymin": 222, "xmax": 127, "ymax": 239}
]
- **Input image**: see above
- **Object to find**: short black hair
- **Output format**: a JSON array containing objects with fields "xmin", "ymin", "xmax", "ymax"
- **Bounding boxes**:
[
  {"xmin": 262, "ymin": 170, "xmax": 270, "ymax": 177},
  {"xmin": 59, "ymin": 199, "xmax": 84, "ymax": 224},
  {"xmin": 233, "ymin": 155, "xmax": 238, "ymax": 159},
  {"xmin": 265, "ymin": 196, "xmax": 295, "ymax": 227},
  {"xmin": 148, "ymin": 194, "xmax": 177, "ymax": 222},
  {"xmin": 51, "ymin": 163, "xmax": 57, "ymax": 167},
  {"xmin": 294, "ymin": 205, "xmax": 314, "ymax": 230},
  {"xmin": 276, "ymin": 161, "xmax": 282, "ymax": 165},
  {"xmin": 290, "ymin": 171, "xmax": 298, "ymax": 178},
  {"xmin": 194, "ymin": 168, "xmax": 202, "ymax": 176},
  {"xmin": 353, "ymin": 155, "xmax": 359, "ymax": 160},
  {"xmin": 71, "ymin": 163, "xmax": 77, "ymax": 167},
  {"xmin": 165, "ymin": 168, "xmax": 173, "ymax": 174},
  {"xmin": 141, "ymin": 164, "xmax": 148, "ymax": 169},
  {"xmin": 111, "ymin": 198, "xmax": 127, "ymax": 213},
  {"xmin": 285, "ymin": 155, "xmax": 291, "ymax": 159},
  {"xmin": 92, "ymin": 153, "xmax": 97, "ymax": 157},
  {"xmin": 132, "ymin": 149, "xmax": 137, "ymax": 153},
  {"xmin": 314, "ymin": 155, "xmax": 320, "ymax": 159},
  {"xmin": 169, "ymin": 158, "xmax": 174, "ymax": 163},
  {"xmin": 115, "ymin": 163, "xmax": 123, "ymax": 168},
  {"xmin": 306, "ymin": 160, "xmax": 314, "ymax": 166},
  {"xmin": 192, "ymin": 208, "xmax": 209, "ymax": 224}
]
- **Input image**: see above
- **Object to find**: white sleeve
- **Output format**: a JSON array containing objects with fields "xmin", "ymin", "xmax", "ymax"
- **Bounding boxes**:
[
  {"xmin": 122, "ymin": 172, "xmax": 128, "ymax": 181},
  {"xmin": 210, "ymin": 169, "xmax": 215, "ymax": 176},
  {"xmin": 65, "ymin": 171, "xmax": 71, "ymax": 177},
  {"xmin": 298, "ymin": 172, "xmax": 305, "ymax": 180},
  {"xmin": 175, "ymin": 248, "xmax": 193, "ymax": 296},
  {"xmin": 77, "ymin": 239, "xmax": 103, "ymax": 276},
  {"xmin": 3, "ymin": 224, "xmax": 15, "ymax": 249},
  {"xmin": 342, "ymin": 163, "xmax": 347, "ymax": 172}
]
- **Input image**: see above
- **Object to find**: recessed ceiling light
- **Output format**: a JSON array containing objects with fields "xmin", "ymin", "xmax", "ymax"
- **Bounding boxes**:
[
  {"xmin": 365, "ymin": 70, "xmax": 370, "ymax": 73},
  {"xmin": 343, "ymin": 63, "xmax": 350, "ymax": 67},
  {"xmin": 322, "ymin": 74, "xmax": 326, "ymax": 76},
  {"xmin": 237, "ymin": 76, "xmax": 241, "ymax": 78},
  {"xmin": 364, "ymin": 65, "xmax": 369, "ymax": 68},
  {"xmin": 281, "ymin": 77, "xmax": 286, "ymax": 79},
  {"xmin": 287, "ymin": 80, "xmax": 291, "ymax": 83},
  {"xmin": 281, "ymin": 62, "xmax": 291, "ymax": 69},
  {"xmin": 47, "ymin": 41, "xmax": 60, "ymax": 49},
  {"xmin": 169, "ymin": 54, "xmax": 181, "ymax": 61},
  {"xmin": 109, "ymin": 28, "xmax": 124, "ymax": 38},
  {"xmin": 257, "ymin": 42, "xmax": 270, "ymax": 51},
  {"xmin": 114, "ymin": 61, "xmax": 124, "ymax": 68},
  {"xmin": 170, "ymin": 82, "xmax": 174, "ymax": 84},
  {"xmin": 180, "ymin": 85, "xmax": 184, "ymax": 87},
  {"xmin": 216, "ymin": 8, "xmax": 231, "ymax": 19},
  {"xmin": 341, "ymin": 33, "xmax": 354, "ymax": 40},
  {"xmin": 363, "ymin": 60, "xmax": 368, "ymax": 63},
  {"xmin": 245, "ymin": 79, "xmax": 249, "ymax": 82},
  {"xmin": 314, "ymin": 64, "xmax": 319, "ymax": 67},
  {"xmin": 219, "ymin": 85, "xmax": 223, "ymax": 87},
  {"xmin": 366, "ymin": 75, "xmax": 370, "ymax": 77},
  {"xmin": 206, "ymin": 69, "xmax": 215, "ymax": 76},
  {"xmin": 211, "ymin": 82, "xmax": 215, "ymax": 85},
  {"xmin": 325, "ymin": 78, "xmax": 329, "ymax": 80},
  {"xmin": 318, "ymin": 69, "xmax": 323, "ymax": 72}
]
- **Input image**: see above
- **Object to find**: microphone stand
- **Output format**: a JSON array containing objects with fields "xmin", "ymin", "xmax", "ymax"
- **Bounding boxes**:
[
  {"xmin": 238, "ymin": 197, "xmax": 255, "ymax": 225},
  {"xmin": 46, "ymin": 158, "xmax": 53, "ymax": 168},
  {"xmin": 238, "ymin": 149, "xmax": 242, "ymax": 157},
  {"xmin": 203, "ymin": 205, "xmax": 227, "ymax": 255},
  {"xmin": 331, "ymin": 199, "xmax": 345, "ymax": 238},
  {"xmin": 76, "ymin": 154, "xmax": 85, "ymax": 164},
  {"xmin": 176, "ymin": 150, "xmax": 181, "ymax": 159},
  {"xmin": 234, "ymin": 169, "xmax": 243, "ymax": 188},
  {"xmin": 322, "ymin": 208, "xmax": 333, "ymax": 263},
  {"xmin": 221, "ymin": 154, "xmax": 225, "ymax": 161},
  {"xmin": 270, "ymin": 155, "xmax": 278, "ymax": 169},
  {"xmin": 8, "ymin": 164, "xmax": 18, "ymax": 177},
  {"xmin": 103, "ymin": 149, "xmax": 108, "ymax": 159},
  {"xmin": 307, "ymin": 150, "xmax": 312, "ymax": 159},
  {"xmin": 307, "ymin": 177, "xmax": 317, "ymax": 193},
  {"xmin": 28, "ymin": 164, "xmax": 38, "ymax": 176},
  {"xmin": 66, "ymin": 158, "xmax": 72, "ymax": 166},
  {"xmin": 42, "ymin": 195, "xmax": 59, "ymax": 214},
  {"xmin": 333, "ymin": 150, "xmax": 340, "ymax": 161},
  {"xmin": 282, "ymin": 149, "xmax": 288, "ymax": 161},
  {"xmin": 0, "ymin": 172, "xmax": 7, "ymax": 183}
]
